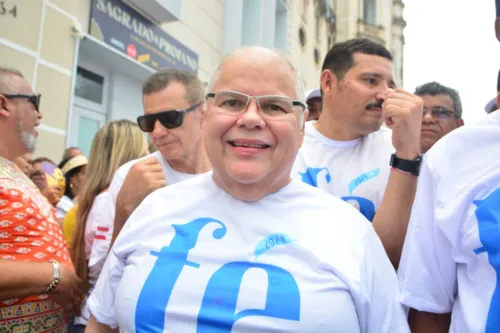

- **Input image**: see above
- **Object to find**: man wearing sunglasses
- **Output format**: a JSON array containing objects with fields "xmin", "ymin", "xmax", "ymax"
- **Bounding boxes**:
[
  {"xmin": 88, "ymin": 69, "xmax": 212, "ymax": 283},
  {"xmin": 414, "ymin": 81, "xmax": 464, "ymax": 154},
  {"xmin": 0, "ymin": 67, "xmax": 83, "ymax": 331},
  {"xmin": 398, "ymin": 1, "xmax": 500, "ymax": 332}
]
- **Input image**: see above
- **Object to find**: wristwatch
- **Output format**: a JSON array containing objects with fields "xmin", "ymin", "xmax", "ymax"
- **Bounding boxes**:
[
  {"xmin": 45, "ymin": 260, "xmax": 60, "ymax": 294},
  {"xmin": 390, "ymin": 153, "xmax": 423, "ymax": 177}
]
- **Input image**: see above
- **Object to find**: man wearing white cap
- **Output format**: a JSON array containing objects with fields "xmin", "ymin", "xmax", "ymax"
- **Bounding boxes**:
[{"xmin": 304, "ymin": 88, "xmax": 322, "ymax": 121}]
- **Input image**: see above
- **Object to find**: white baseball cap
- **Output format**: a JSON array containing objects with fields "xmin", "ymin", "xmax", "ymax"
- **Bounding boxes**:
[
  {"xmin": 485, "ymin": 96, "xmax": 498, "ymax": 113},
  {"xmin": 304, "ymin": 89, "xmax": 321, "ymax": 102}
]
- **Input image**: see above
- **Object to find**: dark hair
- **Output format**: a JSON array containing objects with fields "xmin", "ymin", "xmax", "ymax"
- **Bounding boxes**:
[
  {"xmin": 322, "ymin": 38, "xmax": 393, "ymax": 80},
  {"xmin": 414, "ymin": 81, "xmax": 463, "ymax": 119},
  {"xmin": 63, "ymin": 165, "xmax": 85, "ymax": 199},
  {"xmin": 142, "ymin": 69, "xmax": 205, "ymax": 105}
]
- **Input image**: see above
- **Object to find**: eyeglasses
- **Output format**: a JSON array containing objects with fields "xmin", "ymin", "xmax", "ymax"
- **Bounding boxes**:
[
  {"xmin": 137, "ymin": 103, "xmax": 202, "ymax": 132},
  {"xmin": 3, "ymin": 94, "xmax": 41, "ymax": 112},
  {"xmin": 423, "ymin": 107, "xmax": 456, "ymax": 121},
  {"xmin": 205, "ymin": 90, "xmax": 306, "ymax": 120}
]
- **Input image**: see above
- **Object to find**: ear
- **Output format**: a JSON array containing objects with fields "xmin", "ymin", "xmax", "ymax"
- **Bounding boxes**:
[
  {"xmin": 320, "ymin": 69, "xmax": 337, "ymax": 98},
  {"xmin": 456, "ymin": 118, "xmax": 464, "ymax": 128},
  {"xmin": 0, "ymin": 94, "xmax": 12, "ymax": 119},
  {"xmin": 200, "ymin": 103, "xmax": 208, "ymax": 128}
]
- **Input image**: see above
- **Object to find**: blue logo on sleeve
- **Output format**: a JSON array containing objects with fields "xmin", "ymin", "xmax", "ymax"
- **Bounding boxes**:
[
  {"xmin": 473, "ymin": 188, "xmax": 500, "ymax": 333},
  {"xmin": 135, "ymin": 218, "xmax": 301, "ymax": 332},
  {"xmin": 298, "ymin": 167, "xmax": 331, "ymax": 187}
]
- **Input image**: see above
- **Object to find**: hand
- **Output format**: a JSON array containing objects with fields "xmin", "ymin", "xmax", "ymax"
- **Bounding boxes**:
[
  {"xmin": 382, "ymin": 88, "xmax": 424, "ymax": 160},
  {"xmin": 116, "ymin": 157, "xmax": 166, "ymax": 215},
  {"xmin": 50, "ymin": 263, "xmax": 83, "ymax": 317},
  {"xmin": 42, "ymin": 186, "xmax": 61, "ymax": 207}
]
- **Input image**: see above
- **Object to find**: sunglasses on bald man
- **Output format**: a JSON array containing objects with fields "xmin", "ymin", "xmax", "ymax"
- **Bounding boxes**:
[
  {"xmin": 137, "ymin": 102, "xmax": 202, "ymax": 132},
  {"xmin": 3, "ymin": 94, "xmax": 41, "ymax": 112}
]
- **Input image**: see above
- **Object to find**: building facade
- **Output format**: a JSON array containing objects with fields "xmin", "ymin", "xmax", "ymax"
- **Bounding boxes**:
[{"xmin": 0, "ymin": 0, "xmax": 404, "ymax": 161}]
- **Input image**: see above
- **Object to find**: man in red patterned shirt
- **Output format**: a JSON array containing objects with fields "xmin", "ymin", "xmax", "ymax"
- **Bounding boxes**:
[{"xmin": 0, "ymin": 66, "xmax": 82, "ymax": 332}]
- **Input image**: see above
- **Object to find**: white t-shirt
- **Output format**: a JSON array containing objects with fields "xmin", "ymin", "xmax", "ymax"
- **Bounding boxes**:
[
  {"xmin": 87, "ymin": 151, "xmax": 209, "ymax": 291},
  {"xmin": 75, "ymin": 191, "xmax": 109, "ymax": 326},
  {"xmin": 291, "ymin": 122, "xmax": 394, "ymax": 221},
  {"xmin": 398, "ymin": 111, "xmax": 500, "ymax": 333},
  {"xmin": 88, "ymin": 173, "xmax": 409, "ymax": 332}
]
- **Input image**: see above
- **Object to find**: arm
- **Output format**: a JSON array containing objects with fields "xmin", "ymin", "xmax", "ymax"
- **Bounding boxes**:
[
  {"xmin": 374, "ymin": 88, "xmax": 424, "ymax": 268},
  {"xmin": 85, "ymin": 315, "xmax": 119, "ymax": 333},
  {"xmin": 408, "ymin": 309, "xmax": 451, "ymax": 333},
  {"xmin": 372, "ymin": 166, "xmax": 417, "ymax": 267},
  {"xmin": 110, "ymin": 157, "xmax": 165, "ymax": 246},
  {"xmin": 0, "ymin": 260, "xmax": 52, "ymax": 301}
]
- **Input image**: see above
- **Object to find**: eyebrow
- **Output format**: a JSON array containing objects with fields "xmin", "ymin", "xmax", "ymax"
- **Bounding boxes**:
[{"xmin": 362, "ymin": 72, "xmax": 396, "ymax": 88}]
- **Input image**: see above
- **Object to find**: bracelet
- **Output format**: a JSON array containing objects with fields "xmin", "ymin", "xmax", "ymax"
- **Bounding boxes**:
[{"xmin": 45, "ymin": 260, "xmax": 60, "ymax": 294}]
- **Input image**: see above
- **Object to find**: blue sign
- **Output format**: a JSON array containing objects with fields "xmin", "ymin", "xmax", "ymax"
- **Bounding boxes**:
[{"xmin": 90, "ymin": 0, "xmax": 198, "ymax": 73}]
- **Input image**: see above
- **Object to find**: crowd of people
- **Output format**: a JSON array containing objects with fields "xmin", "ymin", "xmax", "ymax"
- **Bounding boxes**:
[{"xmin": 0, "ymin": 2, "xmax": 499, "ymax": 332}]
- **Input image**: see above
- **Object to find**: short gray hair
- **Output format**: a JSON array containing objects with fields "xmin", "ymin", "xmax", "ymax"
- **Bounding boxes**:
[
  {"xmin": 208, "ymin": 47, "xmax": 305, "ymax": 102},
  {"xmin": 142, "ymin": 69, "xmax": 205, "ymax": 105},
  {"xmin": 0, "ymin": 66, "xmax": 24, "ymax": 93},
  {"xmin": 414, "ymin": 81, "xmax": 463, "ymax": 119}
]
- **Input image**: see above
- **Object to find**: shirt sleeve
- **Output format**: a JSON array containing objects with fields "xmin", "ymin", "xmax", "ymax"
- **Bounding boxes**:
[
  {"xmin": 356, "ymin": 226, "xmax": 411, "ymax": 333},
  {"xmin": 397, "ymin": 159, "xmax": 457, "ymax": 313},
  {"xmin": 86, "ymin": 245, "xmax": 125, "ymax": 328},
  {"xmin": 87, "ymin": 169, "xmax": 125, "ymax": 284}
]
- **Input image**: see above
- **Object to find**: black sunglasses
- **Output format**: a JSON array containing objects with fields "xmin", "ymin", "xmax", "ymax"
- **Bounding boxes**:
[
  {"xmin": 3, "ymin": 94, "xmax": 41, "ymax": 112},
  {"xmin": 137, "ymin": 103, "xmax": 202, "ymax": 132}
]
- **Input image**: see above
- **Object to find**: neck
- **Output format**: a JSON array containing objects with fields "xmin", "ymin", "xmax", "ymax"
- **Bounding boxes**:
[
  {"xmin": 166, "ymin": 142, "xmax": 211, "ymax": 174},
  {"xmin": 212, "ymin": 171, "xmax": 292, "ymax": 202},
  {"xmin": 315, "ymin": 110, "xmax": 362, "ymax": 141},
  {"xmin": 0, "ymin": 135, "xmax": 23, "ymax": 161}
]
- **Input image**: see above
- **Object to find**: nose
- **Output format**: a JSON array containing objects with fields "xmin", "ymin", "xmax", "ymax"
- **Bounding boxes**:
[
  {"xmin": 151, "ymin": 119, "xmax": 169, "ymax": 138},
  {"xmin": 236, "ymin": 99, "xmax": 265, "ymax": 129},
  {"xmin": 38, "ymin": 111, "xmax": 43, "ymax": 120},
  {"xmin": 422, "ymin": 110, "xmax": 436, "ymax": 124},
  {"xmin": 375, "ymin": 88, "xmax": 393, "ymax": 102}
]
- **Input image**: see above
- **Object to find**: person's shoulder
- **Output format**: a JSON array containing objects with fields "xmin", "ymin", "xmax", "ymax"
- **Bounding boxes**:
[
  {"xmin": 426, "ymin": 112, "xmax": 500, "ymax": 167},
  {"xmin": 287, "ymin": 180, "xmax": 373, "ymax": 228},
  {"xmin": 139, "ymin": 172, "xmax": 215, "ymax": 207}
]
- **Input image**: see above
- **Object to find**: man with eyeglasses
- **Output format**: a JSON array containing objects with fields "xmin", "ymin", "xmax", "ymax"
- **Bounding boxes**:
[
  {"xmin": 0, "ymin": 66, "xmax": 83, "ymax": 332},
  {"xmin": 414, "ymin": 82, "xmax": 464, "ymax": 154},
  {"xmin": 85, "ymin": 45, "xmax": 408, "ymax": 333},
  {"xmin": 398, "ymin": 1, "xmax": 500, "ymax": 331},
  {"xmin": 88, "ymin": 69, "xmax": 212, "ymax": 284}
]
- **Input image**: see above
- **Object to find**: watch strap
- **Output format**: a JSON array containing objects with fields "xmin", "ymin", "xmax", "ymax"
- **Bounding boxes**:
[{"xmin": 390, "ymin": 153, "xmax": 422, "ymax": 176}]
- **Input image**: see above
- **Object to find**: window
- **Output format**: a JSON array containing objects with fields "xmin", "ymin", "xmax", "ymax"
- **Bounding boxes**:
[
  {"xmin": 363, "ymin": 0, "xmax": 377, "ymax": 25},
  {"xmin": 74, "ymin": 66, "xmax": 104, "ymax": 104}
]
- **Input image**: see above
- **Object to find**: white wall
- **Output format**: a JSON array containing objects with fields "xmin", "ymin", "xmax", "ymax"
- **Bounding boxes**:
[{"xmin": 108, "ymin": 72, "xmax": 143, "ymax": 121}]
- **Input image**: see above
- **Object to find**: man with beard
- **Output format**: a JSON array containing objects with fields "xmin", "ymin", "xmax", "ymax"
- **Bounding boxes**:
[
  {"xmin": 292, "ymin": 38, "xmax": 423, "ymax": 267},
  {"xmin": 415, "ymin": 82, "xmax": 464, "ymax": 154},
  {"xmin": 0, "ymin": 67, "xmax": 82, "ymax": 331}
]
